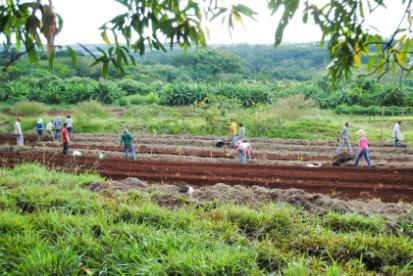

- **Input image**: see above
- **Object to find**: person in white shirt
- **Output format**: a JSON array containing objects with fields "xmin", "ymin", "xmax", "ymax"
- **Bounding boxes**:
[
  {"xmin": 46, "ymin": 121, "xmax": 54, "ymax": 140},
  {"xmin": 239, "ymin": 123, "xmax": 246, "ymax": 142},
  {"xmin": 15, "ymin": 117, "xmax": 23, "ymax": 145},
  {"xmin": 393, "ymin": 121, "xmax": 402, "ymax": 148},
  {"xmin": 65, "ymin": 115, "xmax": 74, "ymax": 138},
  {"xmin": 226, "ymin": 140, "xmax": 254, "ymax": 164}
]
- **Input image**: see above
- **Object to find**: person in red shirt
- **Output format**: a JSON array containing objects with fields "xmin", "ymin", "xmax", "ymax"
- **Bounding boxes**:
[{"xmin": 62, "ymin": 123, "xmax": 70, "ymax": 155}]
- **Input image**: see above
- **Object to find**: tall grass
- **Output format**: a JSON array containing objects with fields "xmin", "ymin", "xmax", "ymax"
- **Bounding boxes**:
[
  {"xmin": 2, "ymin": 101, "xmax": 413, "ymax": 142},
  {"xmin": 12, "ymin": 101, "xmax": 49, "ymax": 116},
  {"xmin": 0, "ymin": 164, "xmax": 412, "ymax": 274}
]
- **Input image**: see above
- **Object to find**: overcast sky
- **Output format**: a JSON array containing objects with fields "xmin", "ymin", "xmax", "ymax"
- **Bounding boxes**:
[{"xmin": 54, "ymin": 0, "xmax": 406, "ymax": 45}]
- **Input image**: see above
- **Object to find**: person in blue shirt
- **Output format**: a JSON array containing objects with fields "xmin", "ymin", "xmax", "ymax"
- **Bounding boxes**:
[
  {"xmin": 36, "ymin": 118, "xmax": 44, "ymax": 140},
  {"xmin": 54, "ymin": 116, "xmax": 63, "ymax": 139},
  {"xmin": 336, "ymin": 122, "xmax": 353, "ymax": 153}
]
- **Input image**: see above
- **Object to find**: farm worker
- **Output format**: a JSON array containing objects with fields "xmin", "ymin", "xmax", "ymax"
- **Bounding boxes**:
[
  {"xmin": 229, "ymin": 119, "xmax": 238, "ymax": 146},
  {"xmin": 65, "ymin": 115, "xmax": 74, "ymax": 138},
  {"xmin": 54, "ymin": 116, "xmax": 63, "ymax": 139},
  {"xmin": 336, "ymin": 122, "xmax": 353, "ymax": 153},
  {"xmin": 62, "ymin": 123, "xmax": 70, "ymax": 155},
  {"xmin": 354, "ymin": 129, "xmax": 372, "ymax": 168},
  {"xmin": 36, "ymin": 118, "xmax": 44, "ymax": 140},
  {"xmin": 46, "ymin": 121, "xmax": 54, "ymax": 140},
  {"xmin": 227, "ymin": 140, "xmax": 253, "ymax": 164},
  {"xmin": 15, "ymin": 117, "xmax": 24, "ymax": 146},
  {"xmin": 393, "ymin": 121, "xmax": 402, "ymax": 148},
  {"xmin": 121, "ymin": 128, "xmax": 137, "ymax": 160},
  {"xmin": 239, "ymin": 122, "xmax": 246, "ymax": 142}
]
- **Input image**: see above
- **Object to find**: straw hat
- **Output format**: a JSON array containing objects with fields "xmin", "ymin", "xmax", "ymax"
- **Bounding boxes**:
[{"xmin": 356, "ymin": 129, "xmax": 366, "ymax": 136}]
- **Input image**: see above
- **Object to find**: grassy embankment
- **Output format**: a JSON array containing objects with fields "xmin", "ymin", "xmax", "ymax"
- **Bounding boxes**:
[
  {"xmin": 0, "ymin": 164, "xmax": 412, "ymax": 274},
  {"xmin": 0, "ymin": 99, "xmax": 412, "ymax": 145}
]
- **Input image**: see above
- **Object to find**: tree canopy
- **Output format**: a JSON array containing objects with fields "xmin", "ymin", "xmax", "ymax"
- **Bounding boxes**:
[{"xmin": 0, "ymin": 0, "xmax": 412, "ymax": 86}]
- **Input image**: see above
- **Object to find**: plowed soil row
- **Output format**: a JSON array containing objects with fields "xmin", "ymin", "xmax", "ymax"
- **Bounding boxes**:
[
  {"xmin": 1, "ymin": 149, "xmax": 413, "ymax": 202},
  {"xmin": 1, "ymin": 134, "xmax": 412, "ymax": 164}
]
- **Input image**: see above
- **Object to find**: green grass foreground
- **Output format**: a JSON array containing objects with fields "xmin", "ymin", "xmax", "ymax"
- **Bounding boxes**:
[{"xmin": 0, "ymin": 164, "xmax": 412, "ymax": 275}]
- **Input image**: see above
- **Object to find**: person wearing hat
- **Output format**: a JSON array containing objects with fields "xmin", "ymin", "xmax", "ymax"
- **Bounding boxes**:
[
  {"xmin": 46, "ymin": 120, "xmax": 54, "ymax": 140},
  {"xmin": 226, "ymin": 140, "xmax": 254, "ymax": 164},
  {"xmin": 54, "ymin": 116, "xmax": 63, "ymax": 139},
  {"xmin": 354, "ymin": 129, "xmax": 372, "ymax": 167},
  {"xmin": 120, "ymin": 128, "xmax": 137, "ymax": 160},
  {"xmin": 36, "ymin": 118, "xmax": 44, "ymax": 140}
]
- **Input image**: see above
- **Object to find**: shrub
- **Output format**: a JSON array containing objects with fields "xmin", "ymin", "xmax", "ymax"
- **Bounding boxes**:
[
  {"xmin": 214, "ymin": 81, "xmax": 274, "ymax": 107},
  {"xmin": 13, "ymin": 101, "xmax": 49, "ymax": 116},
  {"xmin": 3, "ymin": 80, "xmax": 33, "ymax": 102},
  {"xmin": 92, "ymin": 79, "xmax": 125, "ymax": 104},
  {"xmin": 60, "ymin": 77, "xmax": 96, "ymax": 104},
  {"xmin": 127, "ymin": 92, "xmax": 160, "ymax": 105},
  {"xmin": 117, "ymin": 79, "xmax": 151, "ymax": 95},
  {"xmin": 118, "ymin": 97, "xmax": 130, "ymax": 107},
  {"xmin": 159, "ymin": 83, "xmax": 209, "ymax": 106}
]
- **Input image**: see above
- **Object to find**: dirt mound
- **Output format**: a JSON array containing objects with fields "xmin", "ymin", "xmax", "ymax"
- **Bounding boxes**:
[
  {"xmin": 85, "ymin": 179, "xmax": 413, "ymax": 221},
  {"xmin": 332, "ymin": 151, "xmax": 354, "ymax": 165}
]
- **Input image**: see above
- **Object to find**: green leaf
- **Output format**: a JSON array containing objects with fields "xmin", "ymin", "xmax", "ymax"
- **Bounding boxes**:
[
  {"xmin": 232, "ymin": 4, "xmax": 257, "ymax": 19},
  {"xmin": 209, "ymin": 7, "xmax": 227, "ymax": 21},
  {"xmin": 376, "ymin": 62, "xmax": 384, "ymax": 77},
  {"xmin": 354, "ymin": 52, "xmax": 361, "ymax": 69},
  {"xmin": 56, "ymin": 13, "xmax": 64, "ymax": 33},
  {"xmin": 48, "ymin": 49, "xmax": 55, "ymax": 71},
  {"xmin": 102, "ymin": 61, "xmax": 109, "ymax": 78},
  {"xmin": 15, "ymin": 28, "xmax": 21, "ymax": 51},
  {"xmin": 397, "ymin": 50, "xmax": 407, "ymax": 68},
  {"xmin": 101, "ymin": 30, "xmax": 110, "ymax": 45},
  {"xmin": 66, "ymin": 46, "xmax": 77, "ymax": 69},
  {"xmin": 24, "ymin": 37, "xmax": 38, "ymax": 63},
  {"xmin": 391, "ymin": 57, "xmax": 396, "ymax": 79},
  {"xmin": 367, "ymin": 56, "xmax": 376, "ymax": 73}
]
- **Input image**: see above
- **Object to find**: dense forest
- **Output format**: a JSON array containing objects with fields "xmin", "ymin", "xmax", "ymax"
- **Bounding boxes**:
[{"xmin": 1, "ymin": 43, "xmax": 413, "ymax": 115}]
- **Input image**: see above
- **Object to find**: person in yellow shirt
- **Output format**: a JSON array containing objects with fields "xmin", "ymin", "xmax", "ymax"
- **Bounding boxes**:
[{"xmin": 229, "ymin": 119, "xmax": 238, "ymax": 146}]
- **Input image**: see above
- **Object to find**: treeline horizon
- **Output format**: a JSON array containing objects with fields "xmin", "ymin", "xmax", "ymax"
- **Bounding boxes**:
[{"xmin": 1, "ymin": 43, "xmax": 413, "ymax": 115}]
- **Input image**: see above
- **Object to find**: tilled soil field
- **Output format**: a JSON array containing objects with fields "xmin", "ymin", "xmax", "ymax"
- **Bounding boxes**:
[{"xmin": 1, "ymin": 133, "xmax": 413, "ymax": 202}]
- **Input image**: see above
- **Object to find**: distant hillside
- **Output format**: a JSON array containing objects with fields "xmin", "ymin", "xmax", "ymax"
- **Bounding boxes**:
[{"xmin": 2, "ymin": 43, "xmax": 329, "ymax": 81}]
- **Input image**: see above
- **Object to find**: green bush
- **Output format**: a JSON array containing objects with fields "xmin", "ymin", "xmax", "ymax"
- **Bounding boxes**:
[
  {"xmin": 128, "ymin": 92, "xmax": 159, "ymax": 105},
  {"xmin": 117, "ymin": 79, "xmax": 151, "ymax": 95},
  {"xmin": 118, "ymin": 97, "xmax": 130, "ymax": 107},
  {"xmin": 159, "ymin": 83, "xmax": 209, "ymax": 106},
  {"xmin": 214, "ymin": 81, "xmax": 274, "ymax": 107},
  {"xmin": 13, "ymin": 101, "xmax": 49, "ymax": 116},
  {"xmin": 92, "ymin": 79, "xmax": 125, "ymax": 104}
]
